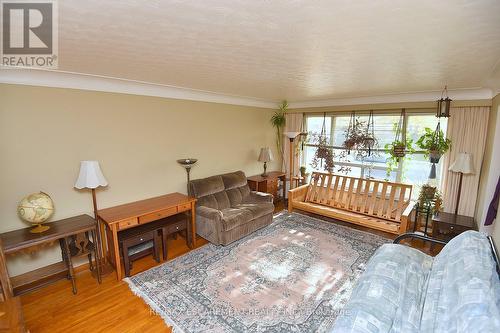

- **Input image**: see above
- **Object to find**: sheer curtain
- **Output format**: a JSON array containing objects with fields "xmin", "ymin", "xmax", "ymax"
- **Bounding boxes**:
[
  {"xmin": 283, "ymin": 113, "xmax": 304, "ymax": 177},
  {"xmin": 441, "ymin": 107, "xmax": 490, "ymax": 216}
]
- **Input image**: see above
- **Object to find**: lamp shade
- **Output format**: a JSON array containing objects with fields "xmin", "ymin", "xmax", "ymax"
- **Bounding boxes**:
[
  {"xmin": 449, "ymin": 153, "xmax": 474, "ymax": 174},
  {"xmin": 258, "ymin": 147, "xmax": 273, "ymax": 162},
  {"xmin": 284, "ymin": 131, "xmax": 302, "ymax": 139},
  {"xmin": 74, "ymin": 161, "xmax": 108, "ymax": 189}
]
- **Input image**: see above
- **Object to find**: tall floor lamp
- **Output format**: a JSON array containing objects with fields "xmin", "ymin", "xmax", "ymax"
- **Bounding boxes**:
[
  {"xmin": 74, "ymin": 160, "xmax": 112, "ymax": 275},
  {"xmin": 284, "ymin": 132, "xmax": 301, "ymax": 189},
  {"xmin": 449, "ymin": 152, "xmax": 474, "ymax": 215}
]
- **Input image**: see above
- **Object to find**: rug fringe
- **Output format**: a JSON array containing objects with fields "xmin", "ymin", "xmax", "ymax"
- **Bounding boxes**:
[{"xmin": 124, "ymin": 277, "xmax": 185, "ymax": 333}]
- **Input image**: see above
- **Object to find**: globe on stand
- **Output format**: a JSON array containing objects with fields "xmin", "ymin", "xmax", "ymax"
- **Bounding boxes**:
[{"xmin": 17, "ymin": 192, "xmax": 54, "ymax": 233}]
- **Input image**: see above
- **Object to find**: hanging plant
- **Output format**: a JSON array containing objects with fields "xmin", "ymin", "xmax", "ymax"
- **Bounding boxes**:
[
  {"xmin": 385, "ymin": 109, "xmax": 411, "ymax": 158},
  {"xmin": 311, "ymin": 113, "xmax": 335, "ymax": 172},
  {"xmin": 361, "ymin": 110, "xmax": 377, "ymax": 156},
  {"xmin": 270, "ymin": 101, "xmax": 287, "ymax": 168},
  {"xmin": 384, "ymin": 110, "xmax": 414, "ymax": 179},
  {"xmin": 343, "ymin": 111, "xmax": 366, "ymax": 153},
  {"xmin": 416, "ymin": 123, "xmax": 451, "ymax": 163},
  {"xmin": 311, "ymin": 113, "xmax": 351, "ymax": 174}
]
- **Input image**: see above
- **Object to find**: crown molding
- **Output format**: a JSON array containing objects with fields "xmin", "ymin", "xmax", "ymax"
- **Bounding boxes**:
[
  {"xmin": 288, "ymin": 88, "xmax": 494, "ymax": 109},
  {"xmin": 0, "ymin": 67, "xmax": 278, "ymax": 109},
  {"xmin": 0, "ymin": 68, "xmax": 495, "ymax": 109}
]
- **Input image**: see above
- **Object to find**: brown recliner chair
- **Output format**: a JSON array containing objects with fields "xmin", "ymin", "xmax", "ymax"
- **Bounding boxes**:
[{"xmin": 189, "ymin": 171, "xmax": 274, "ymax": 245}]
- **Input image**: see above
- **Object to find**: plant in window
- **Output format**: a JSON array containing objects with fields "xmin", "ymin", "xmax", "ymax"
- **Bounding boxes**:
[
  {"xmin": 310, "ymin": 113, "xmax": 351, "ymax": 174},
  {"xmin": 415, "ymin": 124, "xmax": 451, "ymax": 163},
  {"xmin": 343, "ymin": 111, "xmax": 366, "ymax": 153},
  {"xmin": 360, "ymin": 110, "xmax": 377, "ymax": 156},
  {"xmin": 270, "ymin": 100, "xmax": 287, "ymax": 167},
  {"xmin": 384, "ymin": 138, "xmax": 415, "ymax": 178}
]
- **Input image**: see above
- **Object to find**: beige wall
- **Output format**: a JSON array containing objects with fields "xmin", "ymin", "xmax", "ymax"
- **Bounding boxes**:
[
  {"xmin": 0, "ymin": 84, "xmax": 279, "ymax": 276},
  {"xmin": 477, "ymin": 93, "xmax": 500, "ymax": 244}
]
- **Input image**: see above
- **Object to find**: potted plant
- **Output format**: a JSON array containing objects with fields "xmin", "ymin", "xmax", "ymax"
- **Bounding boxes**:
[
  {"xmin": 343, "ymin": 114, "xmax": 366, "ymax": 152},
  {"xmin": 299, "ymin": 166, "xmax": 310, "ymax": 183},
  {"xmin": 384, "ymin": 138, "xmax": 414, "ymax": 179},
  {"xmin": 270, "ymin": 100, "xmax": 287, "ymax": 168},
  {"xmin": 421, "ymin": 184, "xmax": 437, "ymax": 200},
  {"xmin": 417, "ymin": 184, "xmax": 442, "ymax": 216},
  {"xmin": 385, "ymin": 138, "xmax": 414, "ymax": 159},
  {"xmin": 416, "ymin": 127, "xmax": 451, "ymax": 163}
]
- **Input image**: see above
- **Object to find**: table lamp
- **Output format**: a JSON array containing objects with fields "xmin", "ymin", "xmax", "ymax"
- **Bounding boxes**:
[
  {"xmin": 449, "ymin": 152, "xmax": 474, "ymax": 215},
  {"xmin": 258, "ymin": 148, "xmax": 273, "ymax": 177},
  {"xmin": 284, "ymin": 132, "xmax": 302, "ymax": 189},
  {"xmin": 74, "ymin": 161, "xmax": 112, "ymax": 276}
]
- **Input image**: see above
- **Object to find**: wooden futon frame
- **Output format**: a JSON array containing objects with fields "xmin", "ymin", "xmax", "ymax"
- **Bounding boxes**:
[{"xmin": 288, "ymin": 172, "xmax": 416, "ymax": 234}]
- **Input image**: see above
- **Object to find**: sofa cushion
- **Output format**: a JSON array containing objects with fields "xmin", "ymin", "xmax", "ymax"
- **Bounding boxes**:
[
  {"xmin": 190, "ymin": 175, "xmax": 224, "ymax": 198},
  {"xmin": 420, "ymin": 231, "xmax": 500, "ymax": 332},
  {"xmin": 331, "ymin": 243, "xmax": 433, "ymax": 333},
  {"xmin": 197, "ymin": 194, "xmax": 219, "ymax": 210},
  {"xmin": 213, "ymin": 191, "xmax": 231, "ymax": 210},
  {"xmin": 221, "ymin": 171, "xmax": 247, "ymax": 189},
  {"xmin": 220, "ymin": 207, "xmax": 253, "ymax": 231},
  {"xmin": 234, "ymin": 202, "xmax": 274, "ymax": 220}
]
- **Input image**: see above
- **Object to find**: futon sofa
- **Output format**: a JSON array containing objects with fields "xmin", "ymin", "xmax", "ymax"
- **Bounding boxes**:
[
  {"xmin": 331, "ymin": 231, "xmax": 500, "ymax": 333},
  {"xmin": 189, "ymin": 171, "xmax": 274, "ymax": 245},
  {"xmin": 289, "ymin": 172, "xmax": 415, "ymax": 235}
]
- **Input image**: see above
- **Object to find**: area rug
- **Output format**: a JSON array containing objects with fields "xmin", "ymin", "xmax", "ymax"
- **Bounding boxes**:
[{"xmin": 125, "ymin": 211, "xmax": 388, "ymax": 332}]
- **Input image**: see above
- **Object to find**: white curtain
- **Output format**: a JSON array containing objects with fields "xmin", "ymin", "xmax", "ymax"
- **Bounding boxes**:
[
  {"xmin": 441, "ymin": 107, "xmax": 490, "ymax": 216},
  {"xmin": 283, "ymin": 113, "xmax": 304, "ymax": 178}
]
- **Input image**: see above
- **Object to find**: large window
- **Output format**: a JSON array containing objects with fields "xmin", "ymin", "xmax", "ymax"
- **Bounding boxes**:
[{"xmin": 302, "ymin": 112, "xmax": 447, "ymax": 197}]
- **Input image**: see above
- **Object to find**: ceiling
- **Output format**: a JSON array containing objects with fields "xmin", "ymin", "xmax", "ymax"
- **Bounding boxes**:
[{"xmin": 7, "ymin": 0, "xmax": 500, "ymax": 103}]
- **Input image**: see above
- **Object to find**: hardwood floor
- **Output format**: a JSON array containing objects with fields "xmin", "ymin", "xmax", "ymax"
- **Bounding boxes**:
[
  {"xmin": 20, "ymin": 204, "xmax": 441, "ymax": 332},
  {"xmin": 21, "ymin": 235, "xmax": 207, "ymax": 333}
]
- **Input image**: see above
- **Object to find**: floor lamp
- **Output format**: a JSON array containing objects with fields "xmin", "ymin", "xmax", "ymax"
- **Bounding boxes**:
[
  {"xmin": 284, "ymin": 132, "xmax": 301, "ymax": 189},
  {"xmin": 449, "ymin": 152, "xmax": 474, "ymax": 215},
  {"xmin": 74, "ymin": 160, "xmax": 113, "ymax": 276}
]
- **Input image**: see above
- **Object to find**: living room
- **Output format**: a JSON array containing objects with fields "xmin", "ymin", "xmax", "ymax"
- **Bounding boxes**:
[{"xmin": 1, "ymin": 1, "xmax": 499, "ymax": 332}]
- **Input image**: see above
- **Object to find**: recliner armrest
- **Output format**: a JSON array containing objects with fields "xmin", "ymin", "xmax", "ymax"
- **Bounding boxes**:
[{"xmin": 197, "ymin": 206, "xmax": 223, "ymax": 221}]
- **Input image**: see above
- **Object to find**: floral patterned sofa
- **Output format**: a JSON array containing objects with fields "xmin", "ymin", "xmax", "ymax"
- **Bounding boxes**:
[{"xmin": 331, "ymin": 231, "xmax": 500, "ymax": 333}]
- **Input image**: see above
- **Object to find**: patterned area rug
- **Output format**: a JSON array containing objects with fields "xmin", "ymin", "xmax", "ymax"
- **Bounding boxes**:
[{"xmin": 125, "ymin": 212, "xmax": 388, "ymax": 332}]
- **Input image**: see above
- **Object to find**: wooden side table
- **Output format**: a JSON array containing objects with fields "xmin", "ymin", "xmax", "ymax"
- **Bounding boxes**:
[
  {"xmin": 247, "ymin": 171, "xmax": 286, "ymax": 204},
  {"xmin": 432, "ymin": 212, "xmax": 477, "ymax": 242},
  {"xmin": 0, "ymin": 215, "xmax": 101, "ymax": 295}
]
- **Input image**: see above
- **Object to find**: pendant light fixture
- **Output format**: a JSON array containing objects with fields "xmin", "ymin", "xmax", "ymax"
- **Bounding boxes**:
[{"xmin": 436, "ymin": 85, "xmax": 451, "ymax": 118}]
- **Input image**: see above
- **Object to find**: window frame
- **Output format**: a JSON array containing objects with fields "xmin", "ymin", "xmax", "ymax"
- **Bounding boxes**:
[{"xmin": 301, "ymin": 111, "xmax": 446, "ymax": 184}]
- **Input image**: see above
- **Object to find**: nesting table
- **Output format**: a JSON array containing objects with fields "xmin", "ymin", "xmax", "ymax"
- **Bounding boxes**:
[{"xmin": 97, "ymin": 193, "xmax": 196, "ymax": 280}]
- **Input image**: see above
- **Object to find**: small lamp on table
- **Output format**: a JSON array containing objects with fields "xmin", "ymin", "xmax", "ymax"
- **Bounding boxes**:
[{"xmin": 258, "ymin": 147, "xmax": 273, "ymax": 177}]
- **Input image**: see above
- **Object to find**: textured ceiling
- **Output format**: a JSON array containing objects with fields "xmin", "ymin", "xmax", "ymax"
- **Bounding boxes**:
[{"xmin": 54, "ymin": 0, "xmax": 500, "ymax": 101}]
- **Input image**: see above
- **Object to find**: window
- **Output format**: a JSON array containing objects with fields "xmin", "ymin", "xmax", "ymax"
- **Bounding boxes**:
[{"xmin": 302, "ymin": 112, "xmax": 448, "ymax": 198}]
